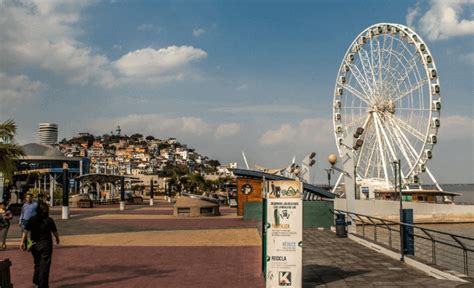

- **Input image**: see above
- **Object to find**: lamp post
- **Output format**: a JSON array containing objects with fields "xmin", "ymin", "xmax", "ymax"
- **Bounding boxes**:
[
  {"xmin": 323, "ymin": 168, "xmax": 333, "ymax": 190},
  {"xmin": 150, "ymin": 178, "xmax": 154, "ymax": 206},
  {"xmin": 120, "ymin": 176, "xmax": 125, "ymax": 211},
  {"xmin": 62, "ymin": 163, "xmax": 69, "ymax": 219},
  {"xmin": 393, "ymin": 159, "xmax": 404, "ymax": 261}
]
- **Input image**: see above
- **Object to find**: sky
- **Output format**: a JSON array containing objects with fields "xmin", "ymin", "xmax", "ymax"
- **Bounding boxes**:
[{"xmin": 0, "ymin": 0, "xmax": 473, "ymax": 183}]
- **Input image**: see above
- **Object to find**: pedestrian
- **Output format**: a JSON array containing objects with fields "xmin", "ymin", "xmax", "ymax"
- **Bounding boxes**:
[
  {"xmin": 0, "ymin": 202, "xmax": 13, "ymax": 250},
  {"xmin": 20, "ymin": 202, "xmax": 60, "ymax": 288},
  {"xmin": 19, "ymin": 193, "xmax": 38, "ymax": 246}
]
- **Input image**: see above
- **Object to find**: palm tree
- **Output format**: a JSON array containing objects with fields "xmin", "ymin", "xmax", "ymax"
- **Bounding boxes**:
[{"xmin": 0, "ymin": 119, "xmax": 24, "ymax": 181}]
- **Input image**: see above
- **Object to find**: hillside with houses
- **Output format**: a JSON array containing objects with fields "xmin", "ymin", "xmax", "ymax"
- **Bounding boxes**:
[{"xmin": 58, "ymin": 127, "xmax": 229, "ymax": 179}]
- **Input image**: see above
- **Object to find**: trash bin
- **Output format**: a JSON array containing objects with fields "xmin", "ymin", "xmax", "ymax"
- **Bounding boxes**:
[{"xmin": 335, "ymin": 213, "xmax": 347, "ymax": 238}]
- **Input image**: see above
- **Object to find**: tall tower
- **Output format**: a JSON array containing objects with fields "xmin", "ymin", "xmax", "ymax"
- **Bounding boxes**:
[{"xmin": 38, "ymin": 123, "xmax": 58, "ymax": 145}]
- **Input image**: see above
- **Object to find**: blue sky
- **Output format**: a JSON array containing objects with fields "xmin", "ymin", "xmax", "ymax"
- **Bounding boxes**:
[{"xmin": 1, "ymin": 0, "xmax": 473, "ymax": 183}]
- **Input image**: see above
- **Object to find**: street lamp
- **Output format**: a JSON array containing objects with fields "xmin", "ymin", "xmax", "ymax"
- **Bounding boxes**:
[
  {"xmin": 62, "ymin": 163, "xmax": 69, "ymax": 219},
  {"xmin": 150, "ymin": 178, "xmax": 154, "ymax": 206}
]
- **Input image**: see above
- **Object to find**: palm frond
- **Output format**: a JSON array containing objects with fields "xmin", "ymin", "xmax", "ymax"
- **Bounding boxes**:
[
  {"xmin": 0, "ymin": 119, "xmax": 17, "ymax": 139},
  {"xmin": 0, "ymin": 119, "xmax": 24, "ymax": 181}
]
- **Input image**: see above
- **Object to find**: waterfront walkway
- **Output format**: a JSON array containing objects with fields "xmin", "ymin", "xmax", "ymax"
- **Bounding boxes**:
[
  {"xmin": 2, "ymin": 200, "xmax": 263, "ymax": 287},
  {"xmin": 303, "ymin": 229, "xmax": 472, "ymax": 287},
  {"xmin": 0, "ymin": 199, "xmax": 472, "ymax": 287}
]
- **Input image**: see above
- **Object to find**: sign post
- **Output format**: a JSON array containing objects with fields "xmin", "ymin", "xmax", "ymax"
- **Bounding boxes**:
[{"xmin": 264, "ymin": 180, "xmax": 303, "ymax": 288}]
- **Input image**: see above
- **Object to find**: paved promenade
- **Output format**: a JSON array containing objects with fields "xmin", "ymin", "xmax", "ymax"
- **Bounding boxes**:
[
  {"xmin": 1, "ymin": 200, "xmax": 263, "ymax": 288},
  {"xmin": 303, "ymin": 229, "xmax": 473, "ymax": 287},
  {"xmin": 1, "ymin": 199, "xmax": 472, "ymax": 287}
]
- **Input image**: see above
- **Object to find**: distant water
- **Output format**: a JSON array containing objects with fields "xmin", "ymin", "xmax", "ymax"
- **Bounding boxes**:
[{"xmin": 438, "ymin": 184, "xmax": 474, "ymax": 204}]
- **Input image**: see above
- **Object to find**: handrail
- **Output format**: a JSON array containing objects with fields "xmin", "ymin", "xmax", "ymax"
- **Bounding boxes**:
[
  {"xmin": 332, "ymin": 209, "xmax": 474, "ymax": 243},
  {"xmin": 331, "ymin": 208, "xmax": 474, "ymax": 276}
]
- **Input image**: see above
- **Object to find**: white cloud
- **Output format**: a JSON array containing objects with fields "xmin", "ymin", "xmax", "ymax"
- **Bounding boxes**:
[
  {"xmin": 438, "ymin": 115, "xmax": 474, "ymax": 140},
  {"xmin": 460, "ymin": 52, "xmax": 474, "ymax": 64},
  {"xmin": 0, "ymin": 73, "xmax": 44, "ymax": 111},
  {"xmin": 209, "ymin": 104, "xmax": 312, "ymax": 114},
  {"xmin": 406, "ymin": 5, "xmax": 420, "ymax": 28},
  {"xmin": 259, "ymin": 118, "xmax": 333, "ymax": 146},
  {"xmin": 193, "ymin": 27, "xmax": 206, "ymax": 37},
  {"xmin": 0, "ymin": 1, "xmax": 207, "ymax": 88},
  {"xmin": 215, "ymin": 123, "xmax": 241, "ymax": 139},
  {"xmin": 0, "ymin": 0, "xmax": 116, "ymax": 88},
  {"xmin": 137, "ymin": 23, "xmax": 154, "ymax": 31},
  {"xmin": 236, "ymin": 83, "xmax": 248, "ymax": 91},
  {"xmin": 89, "ymin": 114, "xmax": 243, "ymax": 141},
  {"xmin": 114, "ymin": 46, "xmax": 207, "ymax": 79},
  {"xmin": 407, "ymin": 0, "xmax": 474, "ymax": 41}
]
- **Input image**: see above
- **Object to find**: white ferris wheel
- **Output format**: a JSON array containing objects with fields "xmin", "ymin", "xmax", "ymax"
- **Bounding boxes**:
[{"xmin": 332, "ymin": 23, "xmax": 441, "ymax": 191}]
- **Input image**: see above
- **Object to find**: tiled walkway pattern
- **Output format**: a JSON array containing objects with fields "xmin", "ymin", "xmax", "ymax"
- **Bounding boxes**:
[
  {"xmin": 1, "ymin": 201, "xmax": 263, "ymax": 288},
  {"xmin": 1, "ymin": 201, "xmax": 472, "ymax": 287}
]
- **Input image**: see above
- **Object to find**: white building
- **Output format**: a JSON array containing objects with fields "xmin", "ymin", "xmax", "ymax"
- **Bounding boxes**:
[{"xmin": 38, "ymin": 123, "xmax": 58, "ymax": 145}]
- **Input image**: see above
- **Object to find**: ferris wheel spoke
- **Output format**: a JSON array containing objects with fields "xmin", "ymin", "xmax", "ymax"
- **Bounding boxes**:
[
  {"xmin": 392, "ymin": 50, "xmax": 421, "ymax": 87},
  {"xmin": 342, "ymin": 83, "xmax": 370, "ymax": 104},
  {"xmin": 389, "ymin": 115, "xmax": 426, "ymax": 141},
  {"xmin": 374, "ymin": 114, "xmax": 398, "ymax": 162},
  {"xmin": 348, "ymin": 63, "xmax": 373, "ymax": 98},
  {"xmin": 381, "ymin": 68, "xmax": 402, "ymax": 99},
  {"xmin": 377, "ymin": 38, "xmax": 384, "ymax": 92},
  {"xmin": 372, "ymin": 112, "xmax": 390, "ymax": 186},
  {"xmin": 357, "ymin": 48, "xmax": 376, "ymax": 97},
  {"xmin": 361, "ymin": 46, "xmax": 377, "ymax": 94},
  {"xmin": 388, "ymin": 116, "xmax": 423, "ymax": 170},
  {"xmin": 375, "ymin": 113, "xmax": 404, "ymax": 178},
  {"xmin": 364, "ymin": 136, "xmax": 378, "ymax": 178},
  {"xmin": 385, "ymin": 117, "xmax": 416, "ymax": 174},
  {"xmin": 381, "ymin": 35, "xmax": 396, "ymax": 86},
  {"xmin": 385, "ymin": 46, "xmax": 419, "ymax": 89},
  {"xmin": 393, "ymin": 78, "xmax": 428, "ymax": 102}
]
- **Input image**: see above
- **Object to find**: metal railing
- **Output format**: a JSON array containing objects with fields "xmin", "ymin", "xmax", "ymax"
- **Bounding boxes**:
[{"xmin": 332, "ymin": 209, "xmax": 474, "ymax": 277}]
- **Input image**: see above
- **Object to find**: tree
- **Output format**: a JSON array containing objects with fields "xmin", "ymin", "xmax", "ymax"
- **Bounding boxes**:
[
  {"xmin": 0, "ymin": 119, "xmax": 24, "ymax": 181},
  {"xmin": 207, "ymin": 159, "xmax": 221, "ymax": 167},
  {"xmin": 130, "ymin": 133, "xmax": 143, "ymax": 140},
  {"xmin": 145, "ymin": 135, "xmax": 155, "ymax": 141}
]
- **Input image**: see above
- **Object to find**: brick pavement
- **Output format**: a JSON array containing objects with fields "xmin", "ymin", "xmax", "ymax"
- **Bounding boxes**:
[
  {"xmin": 1, "ymin": 200, "xmax": 264, "ymax": 288},
  {"xmin": 2, "ymin": 201, "xmax": 473, "ymax": 287}
]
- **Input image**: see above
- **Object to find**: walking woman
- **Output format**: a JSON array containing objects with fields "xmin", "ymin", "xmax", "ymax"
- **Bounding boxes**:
[
  {"xmin": 20, "ymin": 202, "xmax": 60, "ymax": 288},
  {"xmin": 0, "ymin": 202, "xmax": 13, "ymax": 250}
]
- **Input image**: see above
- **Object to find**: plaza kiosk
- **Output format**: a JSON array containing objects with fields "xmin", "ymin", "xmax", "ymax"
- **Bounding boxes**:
[
  {"xmin": 236, "ymin": 178, "xmax": 263, "ymax": 216},
  {"xmin": 233, "ymin": 168, "xmax": 335, "ymax": 217}
]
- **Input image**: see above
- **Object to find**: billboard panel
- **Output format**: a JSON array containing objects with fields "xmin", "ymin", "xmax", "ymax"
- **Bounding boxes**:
[{"xmin": 265, "ymin": 180, "xmax": 302, "ymax": 288}]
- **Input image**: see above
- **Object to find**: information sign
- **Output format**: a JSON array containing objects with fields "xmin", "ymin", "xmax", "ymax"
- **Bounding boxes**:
[{"xmin": 265, "ymin": 180, "xmax": 303, "ymax": 288}]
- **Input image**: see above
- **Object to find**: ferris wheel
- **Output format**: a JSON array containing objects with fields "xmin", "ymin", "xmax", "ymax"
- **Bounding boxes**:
[{"xmin": 332, "ymin": 23, "xmax": 441, "ymax": 190}]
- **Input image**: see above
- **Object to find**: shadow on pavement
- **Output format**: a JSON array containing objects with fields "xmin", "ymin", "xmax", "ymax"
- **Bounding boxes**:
[
  {"xmin": 303, "ymin": 264, "xmax": 369, "ymax": 286},
  {"xmin": 53, "ymin": 264, "xmax": 174, "ymax": 287}
]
